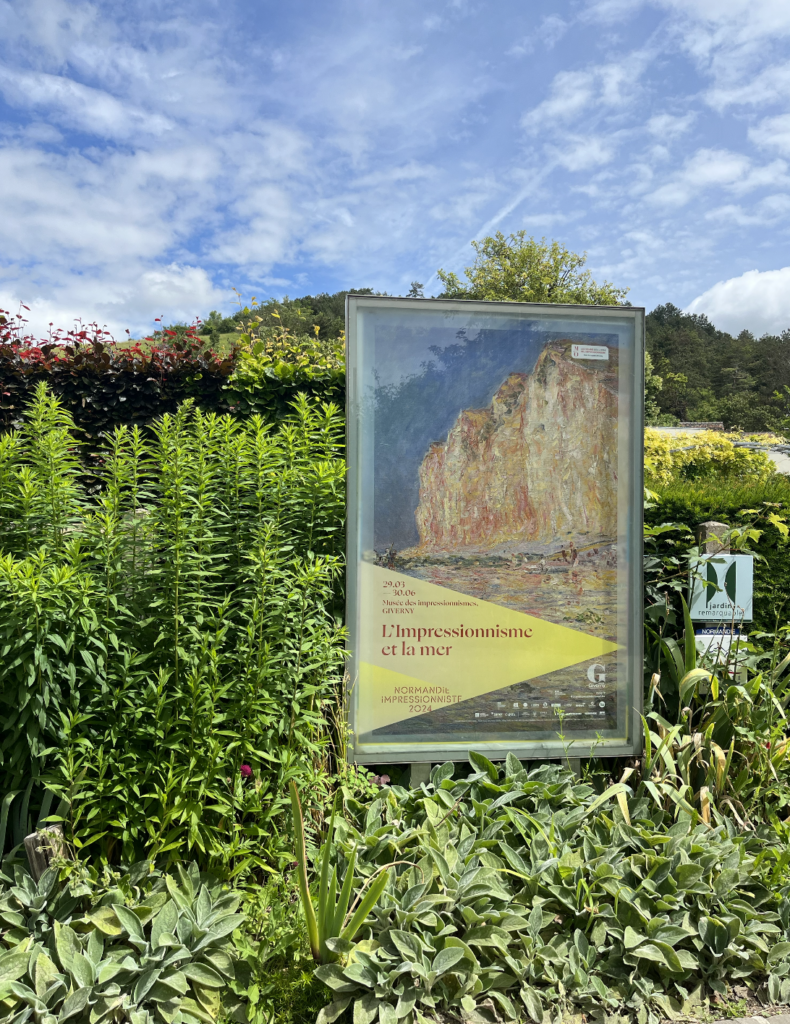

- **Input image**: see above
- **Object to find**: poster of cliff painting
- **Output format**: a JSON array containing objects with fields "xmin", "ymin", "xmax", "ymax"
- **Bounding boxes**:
[{"xmin": 346, "ymin": 295, "xmax": 644, "ymax": 762}]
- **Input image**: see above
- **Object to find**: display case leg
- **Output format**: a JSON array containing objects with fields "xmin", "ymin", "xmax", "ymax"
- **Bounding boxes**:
[
  {"xmin": 408, "ymin": 763, "xmax": 431, "ymax": 788},
  {"xmin": 567, "ymin": 758, "xmax": 582, "ymax": 779}
]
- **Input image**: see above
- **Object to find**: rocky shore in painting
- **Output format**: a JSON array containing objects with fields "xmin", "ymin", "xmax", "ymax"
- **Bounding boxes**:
[{"xmin": 404, "ymin": 341, "xmax": 619, "ymax": 558}]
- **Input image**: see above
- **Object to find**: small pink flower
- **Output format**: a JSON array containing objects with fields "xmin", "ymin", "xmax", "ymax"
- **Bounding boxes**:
[{"xmin": 240, "ymin": 764, "xmax": 253, "ymax": 778}]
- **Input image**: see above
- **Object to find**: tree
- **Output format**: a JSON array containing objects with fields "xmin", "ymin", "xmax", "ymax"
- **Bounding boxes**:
[
  {"xmin": 436, "ymin": 232, "xmax": 628, "ymax": 305},
  {"xmin": 645, "ymin": 303, "xmax": 790, "ymax": 430},
  {"xmin": 644, "ymin": 352, "xmax": 663, "ymax": 422}
]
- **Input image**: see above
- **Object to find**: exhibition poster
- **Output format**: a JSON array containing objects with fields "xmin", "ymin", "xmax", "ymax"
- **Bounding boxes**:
[{"xmin": 346, "ymin": 296, "xmax": 644, "ymax": 762}]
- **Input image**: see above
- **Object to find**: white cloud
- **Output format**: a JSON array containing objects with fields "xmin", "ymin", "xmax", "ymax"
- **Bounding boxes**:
[
  {"xmin": 0, "ymin": 264, "xmax": 231, "ymax": 339},
  {"xmin": 646, "ymin": 112, "xmax": 696, "ymax": 139},
  {"xmin": 656, "ymin": 0, "xmax": 790, "ymax": 45},
  {"xmin": 751, "ymin": 114, "xmax": 790, "ymax": 155},
  {"xmin": 0, "ymin": 64, "xmax": 173, "ymax": 139},
  {"xmin": 705, "ymin": 61, "xmax": 790, "ymax": 110},
  {"xmin": 646, "ymin": 148, "xmax": 788, "ymax": 207},
  {"xmin": 684, "ymin": 147, "xmax": 751, "ymax": 186},
  {"xmin": 99, "ymin": 265, "xmax": 230, "ymax": 326},
  {"xmin": 521, "ymin": 57, "xmax": 646, "ymax": 131},
  {"xmin": 508, "ymin": 14, "xmax": 568, "ymax": 56},
  {"xmin": 582, "ymin": 0, "xmax": 647, "ymax": 24},
  {"xmin": 638, "ymin": 0, "xmax": 790, "ymax": 116},
  {"xmin": 688, "ymin": 266, "xmax": 790, "ymax": 335},
  {"xmin": 548, "ymin": 135, "xmax": 617, "ymax": 171}
]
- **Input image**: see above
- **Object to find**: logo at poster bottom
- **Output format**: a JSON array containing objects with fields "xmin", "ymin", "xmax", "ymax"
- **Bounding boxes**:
[{"xmin": 356, "ymin": 564, "xmax": 620, "ymax": 736}]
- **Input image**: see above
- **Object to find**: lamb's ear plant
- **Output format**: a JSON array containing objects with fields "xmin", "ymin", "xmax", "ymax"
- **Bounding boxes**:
[
  {"xmin": 312, "ymin": 755, "xmax": 790, "ymax": 1024},
  {"xmin": 0, "ymin": 860, "xmax": 241, "ymax": 1024},
  {"xmin": 289, "ymin": 782, "xmax": 389, "ymax": 964}
]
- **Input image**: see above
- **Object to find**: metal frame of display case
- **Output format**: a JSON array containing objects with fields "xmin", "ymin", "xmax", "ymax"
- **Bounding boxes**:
[{"xmin": 345, "ymin": 294, "xmax": 645, "ymax": 764}]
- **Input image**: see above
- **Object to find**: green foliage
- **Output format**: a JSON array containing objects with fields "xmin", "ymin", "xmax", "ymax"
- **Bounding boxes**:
[
  {"xmin": 644, "ymin": 353, "xmax": 666, "ymax": 423},
  {"xmin": 437, "ymin": 232, "xmax": 628, "ymax": 306},
  {"xmin": 289, "ymin": 785, "xmax": 390, "ymax": 964},
  {"xmin": 643, "ymin": 591, "xmax": 790, "ymax": 823},
  {"xmin": 224, "ymin": 298, "xmax": 345, "ymax": 421},
  {"xmin": 644, "ymin": 481, "xmax": 790, "ymax": 633},
  {"xmin": 313, "ymin": 757, "xmax": 790, "ymax": 1024},
  {"xmin": 0, "ymin": 305, "xmax": 347, "ymax": 450},
  {"xmin": 0, "ymin": 860, "xmax": 240, "ymax": 1024},
  {"xmin": 0, "ymin": 318, "xmax": 238, "ymax": 447},
  {"xmin": 643, "ymin": 501, "xmax": 790, "ymax": 829},
  {"xmin": 644, "ymin": 428, "xmax": 779, "ymax": 486},
  {"xmin": 198, "ymin": 289, "xmax": 370, "ymax": 346},
  {"xmin": 646, "ymin": 303, "xmax": 790, "ymax": 432},
  {"xmin": 0, "ymin": 384, "xmax": 347, "ymax": 872},
  {"xmin": 231, "ymin": 874, "xmax": 326, "ymax": 1024}
]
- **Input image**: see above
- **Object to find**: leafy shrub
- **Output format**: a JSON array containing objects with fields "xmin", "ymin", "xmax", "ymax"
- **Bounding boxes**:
[
  {"xmin": 198, "ymin": 290, "xmax": 363, "ymax": 346},
  {"xmin": 0, "ymin": 310, "xmax": 235, "ymax": 444},
  {"xmin": 0, "ymin": 385, "xmax": 347, "ymax": 872},
  {"xmin": 231, "ymin": 875, "xmax": 327, "ymax": 1024},
  {"xmin": 644, "ymin": 484, "xmax": 790, "ymax": 633},
  {"xmin": 314, "ymin": 756, "xmax": 790, "ymax": 1024},
  {"xmin": 0, "ymin": 306, "xmax": 343, "ymax": 446},
  {"xmin": 0, "ymin": 860, "xmax": 240, "ymax": 1024},
  {"xmin": 221, "ymin": 299, "xmax": 344, "ymax": 421},
  {"xmin": 644, "ymin": 428, "xmax": 781, "ymax": 486}
]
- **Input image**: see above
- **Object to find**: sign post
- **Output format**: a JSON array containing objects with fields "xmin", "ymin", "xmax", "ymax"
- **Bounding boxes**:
[
  {"xmin": 688, "ymin": 532, "xmax": 753, "ymax": 680},
  {"xmin": 346, "ymin": 295, "xmax": 645, "ymax": 763}
]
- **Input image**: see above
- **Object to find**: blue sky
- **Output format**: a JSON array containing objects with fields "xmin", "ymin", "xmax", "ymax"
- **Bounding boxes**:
[{"xmin": 2, "ymin": 0, "xmax": 790, "ymax": 338}]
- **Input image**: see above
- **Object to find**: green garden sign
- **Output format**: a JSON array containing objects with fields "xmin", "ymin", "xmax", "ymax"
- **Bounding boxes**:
[{"xmin": 688, "ymin": 554, "xmax": 754, "ymax": 622}]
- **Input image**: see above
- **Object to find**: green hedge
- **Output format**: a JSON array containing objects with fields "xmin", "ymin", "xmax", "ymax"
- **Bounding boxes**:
[{"xmin": 646, "ymin": 476, "xmax": 790, "ymax": 633}]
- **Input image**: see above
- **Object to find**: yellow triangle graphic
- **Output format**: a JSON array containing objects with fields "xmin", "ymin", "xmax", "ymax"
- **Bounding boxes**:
[{"xmin": 356, "ymin": 563, "xmax": 619, "ymax": 734}]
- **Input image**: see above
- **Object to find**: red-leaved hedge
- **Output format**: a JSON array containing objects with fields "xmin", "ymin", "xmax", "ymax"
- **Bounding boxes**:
[{"xmin": 0, "ymin": 306, "xmax": 344, "ymax": 445}]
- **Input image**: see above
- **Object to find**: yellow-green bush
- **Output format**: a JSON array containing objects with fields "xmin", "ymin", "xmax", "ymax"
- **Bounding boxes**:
[{"xmin": 644, "ymin": 428, "xmax": 782, "ymax": 485}]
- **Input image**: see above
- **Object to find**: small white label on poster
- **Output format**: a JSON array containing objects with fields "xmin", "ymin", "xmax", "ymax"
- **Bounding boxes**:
[
  {"xmin": 688, "ymin": 554, "xmax": 753, "ymax": 622},
  {"xmin": 571, "ymin": 344, "xmax": 609, "ymax": 360}
]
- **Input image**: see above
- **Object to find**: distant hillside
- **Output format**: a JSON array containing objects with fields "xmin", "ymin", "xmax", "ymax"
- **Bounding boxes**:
[
  {"xmin": 647, "ymin": 303, "xmax": 790, "ymax": 432},
  {"xmin": 194, "ymin": 294, "xmax": 790, "ymax": 434},
  {"xmin": 197, "ymin": 289, "xmax": 376, "ymax": 346}
]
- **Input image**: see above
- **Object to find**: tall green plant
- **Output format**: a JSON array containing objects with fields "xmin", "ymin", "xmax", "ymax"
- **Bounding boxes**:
[
  {"xmin": 0, "ymin": 385, "xmax": 347, "ymax": 874},
  {"xmin": 289, "ymin": 782, "xmax": 390, "ymax": 964},
  {"xmin": 645, "ymin": 594, "xmax": 790, "ymax": 827}
]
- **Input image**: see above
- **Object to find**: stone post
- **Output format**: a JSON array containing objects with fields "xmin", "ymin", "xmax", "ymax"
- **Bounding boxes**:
[
  {"xmin": 408, "ymin": 763, "xmax": 431, "ymax": 788},
  {"xmin": 24, "ymin": 825, "xmax": 70, "ymax": 881},
  {"xmin": 696, "ymin": 521, "xmax": 730, "ymax": 555}
]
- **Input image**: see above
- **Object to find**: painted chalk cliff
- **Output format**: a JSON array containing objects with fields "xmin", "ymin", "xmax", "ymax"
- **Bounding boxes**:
[{"xmin": 409, "ymin": 342, "xmax": 619, "ymax": 555}]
